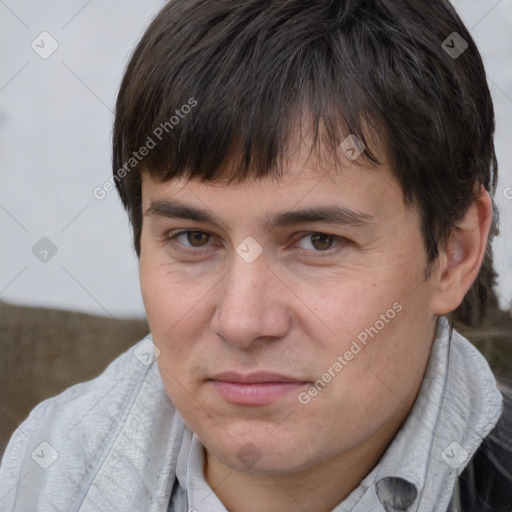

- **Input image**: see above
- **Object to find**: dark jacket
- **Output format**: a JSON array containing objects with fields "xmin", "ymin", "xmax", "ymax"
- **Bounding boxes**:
[{"xmin": 453, "ymin": 384, "xmax": 512, "ymax": 511}]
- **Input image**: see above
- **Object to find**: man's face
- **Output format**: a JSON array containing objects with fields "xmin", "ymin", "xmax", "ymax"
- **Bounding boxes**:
[{"xmin": 139, "ymin": 147, "xmax": 440, "ymax": 474}]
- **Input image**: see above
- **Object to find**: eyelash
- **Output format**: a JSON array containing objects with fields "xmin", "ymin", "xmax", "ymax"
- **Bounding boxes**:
[{"xmin": 165, "ymin": 230, "xmax": 348, "ymax": 257}]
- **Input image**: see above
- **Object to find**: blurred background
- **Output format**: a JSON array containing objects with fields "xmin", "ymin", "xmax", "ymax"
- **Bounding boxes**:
[
  {"xmin": 0, "ymin": 0, "xmax": 168, "ymax": 319},
  {"xmin": 0, "ymin": 0, "xmax": 511, "ymax": 453}
]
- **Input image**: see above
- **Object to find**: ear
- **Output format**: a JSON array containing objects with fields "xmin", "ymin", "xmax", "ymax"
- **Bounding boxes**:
[{"xmin": 430, "ymin": 186, "xmax": 493, "ymax": 315}]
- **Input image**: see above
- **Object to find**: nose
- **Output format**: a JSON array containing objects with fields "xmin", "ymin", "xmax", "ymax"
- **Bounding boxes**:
[{"xmin": 210, "ymin": 253, "xmax": 291, "ymax": 349}]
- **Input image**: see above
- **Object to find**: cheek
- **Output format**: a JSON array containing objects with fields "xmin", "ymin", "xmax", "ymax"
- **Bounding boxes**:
[
  {"xmin": 302, "ymin": 276, "xmax": 433, "ymax": 411},
  {"xmin": 140, "ymin": 266, "xmax": 204, "ymax": 415},
  {"xmin": 140, "ymin": 253, "xmax": 205, "ymax": 331},
  {"xmin": 295, "ymin": 278, "xmax": 398, "ymax": 349},
  {"xmin": 139, "ymin": 261, "xmax": 200, "ymax": 372},
  {"xmin": 320, "ymin": 300, "xmax": 434, "ymax": 430}
]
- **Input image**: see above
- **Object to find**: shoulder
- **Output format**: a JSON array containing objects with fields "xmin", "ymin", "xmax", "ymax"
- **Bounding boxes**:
[
  {"xmin": 456, "ymin": 380, "xmax": 512, "ymax": 511},
  {"xmin": 0, "ymin": 337, "xmax": 183, "ymax": 511}
]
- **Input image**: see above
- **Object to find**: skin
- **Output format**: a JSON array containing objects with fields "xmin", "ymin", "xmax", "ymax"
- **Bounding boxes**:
[{"xmin": 138, "ymin": 141, "xmax": 491, "ymax": 512}]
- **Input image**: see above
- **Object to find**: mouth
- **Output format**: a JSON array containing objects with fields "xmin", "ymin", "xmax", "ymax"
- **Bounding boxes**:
[{"xmin": 209, "ymin": 371, "xmax": 309, "ymax": 406}]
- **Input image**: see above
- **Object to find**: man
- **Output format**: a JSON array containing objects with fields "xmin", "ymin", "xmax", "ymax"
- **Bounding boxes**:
[{"xmin": 1, "ymin": 0, "xmax": 511, "ymax": 510}]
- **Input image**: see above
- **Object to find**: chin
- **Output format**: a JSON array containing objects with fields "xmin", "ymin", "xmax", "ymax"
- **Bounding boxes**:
[{"xmin": 203, "ymin": 430, "xmax": 329, "ymax": 475}]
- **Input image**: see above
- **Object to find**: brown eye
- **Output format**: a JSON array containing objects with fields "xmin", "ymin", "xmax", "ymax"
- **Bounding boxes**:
[
  {"xmin": 295, "ymin": 232, "xmax": 344, "ymax": 254},
  {"xmin": 310, "ymin": 233, "xmax": 335, "ymax": 251},
  {"xmin": 186, "ymin": 231, "xmax": 210, "ymax": 247}
]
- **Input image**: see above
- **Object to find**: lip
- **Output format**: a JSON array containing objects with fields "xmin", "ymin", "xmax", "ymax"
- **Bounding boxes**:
[
  {"xmin": 211, "ymin": 371, "xmax": 306, "ymax": 384},
  {"xmin": 209, "ymin": 372, "xmax": 309, "ymax": 405}
]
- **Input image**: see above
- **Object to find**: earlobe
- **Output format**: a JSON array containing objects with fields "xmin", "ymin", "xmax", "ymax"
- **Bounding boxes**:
[{"xmin": 431, "ymin": 186, "xmax": 493, "ymax": 316}]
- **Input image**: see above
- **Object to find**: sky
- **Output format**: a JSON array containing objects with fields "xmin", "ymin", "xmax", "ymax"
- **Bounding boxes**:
[{"xmin": 1, "ymin": 0, "xmax": 511, "ymax": 318}]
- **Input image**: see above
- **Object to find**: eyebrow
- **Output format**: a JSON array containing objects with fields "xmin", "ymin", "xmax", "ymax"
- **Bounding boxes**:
[{"xmin": 145, "ymin": 200, "xmax": 373, "ymax": 231}]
